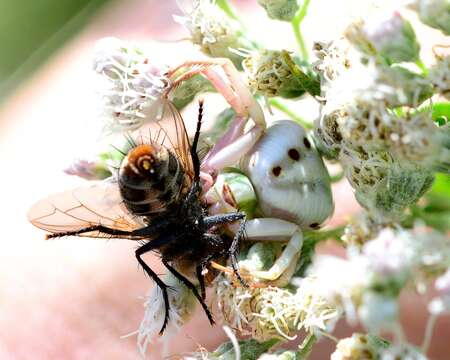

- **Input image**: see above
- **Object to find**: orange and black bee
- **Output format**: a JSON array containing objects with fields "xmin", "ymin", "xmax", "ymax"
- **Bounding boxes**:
[{"xmin": 28, "ymin": 101, "xmax": 246, "ymax": 334}]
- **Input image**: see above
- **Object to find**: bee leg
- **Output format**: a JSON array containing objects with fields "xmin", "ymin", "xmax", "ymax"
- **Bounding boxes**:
[
  {"xmin": 162, "ymin": 259, "xmax": 215, "ymax": 326},
  {"xmin": 45, "ymin": 225, "xmax": 136, "ymax": 239},
  {"xmin": 203, "ymin": 212, "xmax": 246, "ymax": 228},
  {"xmin": 196, "ymin": 265, "xmax": 206, "ymax": 300},
  {"xmin": 135, "ymin": 242, "xmax": 171, "ymax": 335}
]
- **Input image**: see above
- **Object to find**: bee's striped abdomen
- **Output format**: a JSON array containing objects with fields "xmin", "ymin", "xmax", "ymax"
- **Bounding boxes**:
[{"xmin": 118, "ymin": 144, "xmax": 189, "ymax": 217}]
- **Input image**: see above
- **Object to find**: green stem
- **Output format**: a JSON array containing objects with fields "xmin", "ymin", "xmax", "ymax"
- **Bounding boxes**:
[
  {"xmin": 269, "ymin": 98, "xmax": 313, "ymax": 129},
  {"xmin": 415, "ymin": 58, "xmax": 428, "ymax": 76},
  {"xmin": 304, "ymin": 225, "xmax": 345, "ymax": 244},
  {"xmin": 216, "ymin": 0, "xmax": 243, "ymax": 25},
  {"xmin": 291, "ymin": 0, "xmax": 311, "ymax": 62}
]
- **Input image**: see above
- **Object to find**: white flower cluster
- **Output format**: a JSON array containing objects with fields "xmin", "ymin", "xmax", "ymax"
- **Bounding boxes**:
[
  {"xmin": 313, "ymin": 21, "xmax": 439, "ymax": 219},
  {"xmin": 310, "ymin": 227, "xmax": 450, "ymax": 333},
  {"xmin": 215, "ymin": 275, "xmax": 338, "ymax": 342},
  {"xmin": 93, "ymin": 37, "xmax": 169, "ymax": 132}
]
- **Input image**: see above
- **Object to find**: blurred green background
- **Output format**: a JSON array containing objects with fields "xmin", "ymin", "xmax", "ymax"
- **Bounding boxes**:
[{"xmin": 0, "ymin": 0, "xmax": 111, "ymax": 102}]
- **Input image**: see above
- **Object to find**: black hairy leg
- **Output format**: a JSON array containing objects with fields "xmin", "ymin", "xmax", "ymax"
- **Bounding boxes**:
[
  {"xmin": 162, "ymin": 259, "xmax": 214, "ymax": 325},
  {"xmin": 135, "ymin": 234, "xmax": 181, "ymax": 335}
]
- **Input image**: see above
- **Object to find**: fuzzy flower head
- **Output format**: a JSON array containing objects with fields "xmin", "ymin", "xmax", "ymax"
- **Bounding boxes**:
[
  {"xmin": 216, "ymin": 276, "xmax": 338, "ymax": 342},
  {"xmin": 175, "ymin": 0, "xmax": 246, "ymax": 66},
  {"xmin": 136, "ymin": 273, "xmax": 197, "ymax": 355},
  {"xmin": 345, "ymin": 11, "xmax": 420, "ymax": 63},
  {"xmin": 256, "ymin": 0, "xmax": 299, "ymax": 22},
  {"xmin": 243, "ymin": 50, "xmax": 304, "ymax": 98},
  {"xmin": 94, "ymin": 37, "xmax": 169, "ymax": 133}
]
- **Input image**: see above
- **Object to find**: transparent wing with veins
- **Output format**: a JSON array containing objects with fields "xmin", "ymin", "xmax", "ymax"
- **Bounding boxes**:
[{"xmin": 27, "ymin": 179, "xmax": 146, "ymax": 237}]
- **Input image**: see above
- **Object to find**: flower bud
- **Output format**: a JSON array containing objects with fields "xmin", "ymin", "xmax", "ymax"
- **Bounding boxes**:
[
  {"xmin": 242, "ymin": 120, "xmax": 334, "ymax": 229},
  {"xmin": 256, "ymin": 0, "xmax": 300, "ymax": 22},
  {"xmin": 64, "ymin": 158, "xmax": 111, "ymax": 180},
  {"xmin": 175, "ymin": 0, "xmax": 247, "ymax": 67},
  {"xmin": 429, "ymin": 54, "xmax": 450, "ymax": 100},
  {"xmin": 243, "ymin": 50, "xmax": 306, "ymax": 98},
  {"xmin": 412, "ymin": 0, "xmax": 450, "ymax": 35},
  {"xmin": 345, "ymin": 12, "xmax": 420, "ymax": 63},
  {"xmin": 353, "ymin": 160, "xmax": 434, "ymax": 221},
  {"xmin": 331, "ymin": 333, "xmax": 381, "ymax": 360}
]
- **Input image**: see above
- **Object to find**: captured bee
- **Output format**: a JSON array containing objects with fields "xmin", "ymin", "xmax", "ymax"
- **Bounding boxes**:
[{"xmin": 28, "ymin": 100, "xmax": 246, "ymax": 334}]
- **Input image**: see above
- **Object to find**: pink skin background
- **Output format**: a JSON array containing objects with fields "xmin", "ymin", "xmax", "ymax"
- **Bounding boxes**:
[{"xmin": 0, "ymin": 0, "xmax": 449, "ymax": 359}]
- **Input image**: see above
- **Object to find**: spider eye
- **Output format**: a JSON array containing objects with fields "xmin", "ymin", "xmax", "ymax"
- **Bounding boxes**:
[{"xmin": 272, "ymin": 166, "xmax": 282, "ymax": 177}]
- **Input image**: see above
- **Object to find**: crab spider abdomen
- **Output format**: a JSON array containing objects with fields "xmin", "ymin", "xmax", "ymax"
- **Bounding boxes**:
[{"xmin": 242, "ymin": 120, "xmax": 334, "ymax": 229}]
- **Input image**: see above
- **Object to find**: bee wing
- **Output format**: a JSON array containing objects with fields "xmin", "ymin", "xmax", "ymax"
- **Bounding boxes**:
[
  {"xmin": 146, "ymin": 100, "xmax": 194, "ymax": 180},
  {"xmin": 28, "ymin": 179, "xmax": 145, "ymax": 235}
]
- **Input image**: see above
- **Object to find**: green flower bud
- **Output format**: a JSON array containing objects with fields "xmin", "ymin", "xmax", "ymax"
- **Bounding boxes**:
[
  {"xmin": 170, "ymin": 74, "xmax": 213, "ymax": 110},
  {"xmin": 412, "ymin": 0, "xmax": 450, "ymax": 35},
  {"xmin": 243, "ymin": 50, "xmax": 306, "ymax": 98},
  {"xmin": 257, "ymin": 0, "xmax": 300, "ymax": 22},
  {"xmin": 354, "ymin": 160, "xmax": 434, "ymax": 220},
  {"xmin": 345, "ymin": 12, "xmax": 420, "ymax": 63}
]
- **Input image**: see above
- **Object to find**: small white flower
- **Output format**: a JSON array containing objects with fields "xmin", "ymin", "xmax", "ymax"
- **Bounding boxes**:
[
  {"xmin": 175, "ymin": 0, "xmax": 245, "ymax": 65},
  {"xmin": 358, "ymin": 291, "xmax": 399, "ymax": 332},
  {"xmin": 331, "ymin": 333, "xmax": 378, "ymax": 360},
  {"xmin": 308, "ymin": 255, "xmax": 368, "ymax": 324},
  {"xmin": 363, "ymin": 228, "xmax": 415, "ymax": 281},
  {"xmin": 429, "ymin": 267, "xmax": 450, "ymax": 315},
  {"xmin": 93, "ymin": 37, "xmax": 169, "ymax": 133},
  {"xmin": 216, "ymin": 275, "xmax": 338, "ymax": 342},
  {"xmin": 136, "ymin": 273, "xmax": 197, "ymax": 355}
]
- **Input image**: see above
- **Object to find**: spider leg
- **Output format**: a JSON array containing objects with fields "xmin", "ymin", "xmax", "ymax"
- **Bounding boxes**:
[
  {"xmin": 228, "ymin": 219, "xmax": 248, "ymax": 287},
  {"xmin": 162, "ymin": 259, "xmax": 214, "ymax": 325}
]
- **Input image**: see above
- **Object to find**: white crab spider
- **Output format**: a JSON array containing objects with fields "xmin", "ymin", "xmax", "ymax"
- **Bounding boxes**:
[{"xmin": 203, "ymin": 116, "xmax": 334, "ymax": 282}]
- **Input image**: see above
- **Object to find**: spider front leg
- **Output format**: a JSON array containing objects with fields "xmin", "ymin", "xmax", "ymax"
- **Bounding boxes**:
[{"xmin": 167, "ymin": 58, "xmax": 265, "ymax": 127}]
